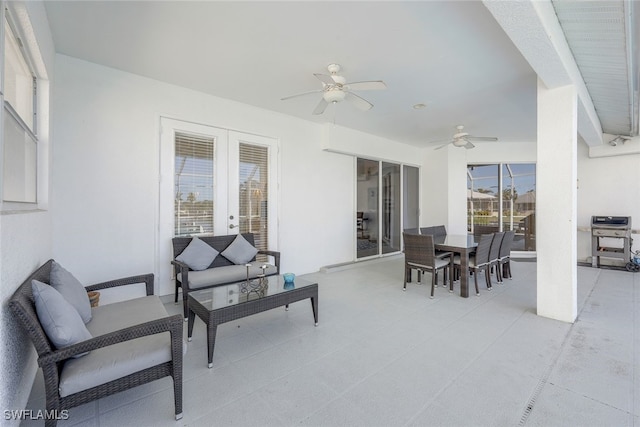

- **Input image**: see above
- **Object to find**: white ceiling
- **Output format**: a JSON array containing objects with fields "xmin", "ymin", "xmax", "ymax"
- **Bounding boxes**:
[{"xmin": 43, "ymin": 1, "xmax": 569, "ymax": 148}]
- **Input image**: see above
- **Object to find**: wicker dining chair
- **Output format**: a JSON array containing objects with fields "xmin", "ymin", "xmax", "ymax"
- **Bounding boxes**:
[
  {"xmin": 403, "ymin": 232, "xmax": 453, "ymax": 298},
  {"xmin": 454, "ymin": 233, "xmax": 494, "ymax": 295},
  {"xmin": 498, "ymin": 230, "xmax": 516, "ymax": 280},
  {"xmin": 488, "ymin": 231, "xmax": 505, "ymax": 285}
]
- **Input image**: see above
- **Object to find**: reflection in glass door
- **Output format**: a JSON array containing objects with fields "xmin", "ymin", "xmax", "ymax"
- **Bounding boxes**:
[
  {"xmin": 357, "ymin": 158, "xmax": 379, "ymax": 258},
  {"xmin": 467, "ymin": 163, "xmax": 536, "ymax": 252},
  {"xmin": 403, "ymin": 166, "xmax": 419, "ymax": 230},
  {"xmin": 381, "ymin": 162, "xmax": 400, "ymax": 254}
]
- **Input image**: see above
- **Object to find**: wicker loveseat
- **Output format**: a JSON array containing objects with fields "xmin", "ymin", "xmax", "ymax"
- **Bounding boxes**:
[
  {"xmin": 8, "ymin": 259, "xmax": 183, "ymax": 427},
  {"xmin": 172, "ymin": 233, "xmax": 280, "ymax": 319}
]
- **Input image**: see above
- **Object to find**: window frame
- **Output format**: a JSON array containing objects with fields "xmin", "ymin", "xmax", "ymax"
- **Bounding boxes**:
[{"xmin": 1, "ymin": 3, "xmax": 48, "ymax": 212}]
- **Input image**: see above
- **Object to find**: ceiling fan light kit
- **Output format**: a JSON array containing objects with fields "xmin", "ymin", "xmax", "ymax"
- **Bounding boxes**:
[
  {"xmin": 281, "ymin": 63, "xmax": 386, "ymax": 115},
  {"xmin": 323, "ymin": 89, "xmax": 346, "ymax": 104}
]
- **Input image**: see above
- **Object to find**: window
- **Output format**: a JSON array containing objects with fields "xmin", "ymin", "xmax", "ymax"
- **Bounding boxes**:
[
  {"xmin": 467, "ymin": 163, "xmax": 536, "ymax": 251},
  {"xmin": 174, "ymin": 132, "xmax": 214, "ymax": 236},
  {"xmin": 239, "ymin": 142, "xmax": 269, "ymax": 256},
  {"xmin": 2, "ymin": 7, "xmax": 40, "ymax": 207}
]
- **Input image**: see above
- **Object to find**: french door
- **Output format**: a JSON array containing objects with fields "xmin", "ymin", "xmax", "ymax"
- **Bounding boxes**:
[{"xmin": 158, "ymin": 118, "xmax": 278, "ymax": 294}]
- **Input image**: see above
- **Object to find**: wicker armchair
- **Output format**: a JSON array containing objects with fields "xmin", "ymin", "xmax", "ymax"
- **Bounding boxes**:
[
  {"xmin": 8, "ymin": 260, "xmax": 183, "ymax": 427},
  {"xmin": 403, "ymin": 232, "xmax": 453, "ymax": 298}
]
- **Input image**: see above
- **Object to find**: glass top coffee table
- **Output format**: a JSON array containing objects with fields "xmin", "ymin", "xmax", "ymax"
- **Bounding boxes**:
[{"xmin": 187, "ymin": 275, "xmax": 318, "ymax": 368}]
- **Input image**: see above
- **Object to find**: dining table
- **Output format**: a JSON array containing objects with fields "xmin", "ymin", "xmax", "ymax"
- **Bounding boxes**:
[{"xmin": 433, "ymin": 234, "xmax": 478, "ymax": 298}]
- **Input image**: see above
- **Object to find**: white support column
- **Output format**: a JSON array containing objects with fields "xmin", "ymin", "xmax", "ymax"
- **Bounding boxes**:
[
  {"xmin": 446, "ymin": 146, "xmax": 469, "ymax": 235},
  {"xmin": 536, "ymin": 78, "xmax": 577, "ymax": 322}
]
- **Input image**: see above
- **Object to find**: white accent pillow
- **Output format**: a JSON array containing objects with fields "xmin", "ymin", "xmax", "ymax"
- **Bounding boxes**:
[
  {"xmin": 50, "ymin": 261, "xmax": 92, "ymax": 323},
  {"xmin": 221, "ymin": 234, "xmax": 258, "ymax": 265},
  {"xmin": 176, "ymin": 237, "xmax": 220, "ymax": 270},
  {"xmin": 32, "ymin": 280, "xmax": 92, "ymax": 356}
]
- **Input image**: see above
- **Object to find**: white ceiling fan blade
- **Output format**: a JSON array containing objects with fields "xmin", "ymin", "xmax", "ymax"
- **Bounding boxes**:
[
  {"xmin": 281, "ymin": 89, "xmax": 322, "ymax": 101},
  {"xmin": 345, "ymin": 92, "xmax": 373, "ymax": 111},
  {"xmin": 466, "ymin": 136, "xmax": 498, "ymax": 141},
  {"xmin": 312, "ymin": 98, "xmax": 329, "ymax": 115},
  {"xmin": 346, "ymin": 81, "xmax": 387, "ymax": 91},
  {"xmin": 314, "ymin": 73, "xmax": 336, "ymax": 85},
  {"xmin": 434, "ymin": 141, "xmax": 453, "ymax": 150},
  {"xmin": 464, "ymin": 141, "xmax": 475, "ymax": 149}
]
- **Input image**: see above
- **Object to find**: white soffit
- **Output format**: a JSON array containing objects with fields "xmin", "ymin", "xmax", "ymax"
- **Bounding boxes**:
[
  {"xmin": 552, "ymin": 0, "xmax": 637, "ymax": 137},
  {"xmin": 484, "ymin": 0, "xmax": 603, "ymax": 147}
]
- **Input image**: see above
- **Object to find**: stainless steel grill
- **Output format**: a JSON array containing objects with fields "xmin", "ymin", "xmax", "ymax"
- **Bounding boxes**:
[{"xmin": 591, "ymin": 216, "xmax": 632, "ymax": 267}]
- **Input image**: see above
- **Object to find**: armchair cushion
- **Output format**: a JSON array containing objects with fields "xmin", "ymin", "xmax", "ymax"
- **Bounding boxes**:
[
  {"xmin": 58, "ymin": 295, "xmax": 181, "ymax": 397},
  {"xmin": 32, "ymin": 280, "xmax": 92, "ymax": 355},
  {"xmin": 50, "ymin": 261, "xmax": 92, "ymax": 323},
  {"xmin": 221, "ymin": 234, "xmax": 258, "ymax": 264},
  {"xmin": 176, "ymin": 236, "xmax": 219, "ymax": 270}
]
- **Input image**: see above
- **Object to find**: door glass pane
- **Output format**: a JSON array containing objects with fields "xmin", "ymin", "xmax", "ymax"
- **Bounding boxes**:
[
  {"xmin": 382, "ymin": 162, "xmax": 401, "ymax": 254},
  {"xmin": 239, "ymin": 143, "xmax": 269, "ymax": 259},
  {"xmin": 357, "ymin": 158, "xmax": 379, "ymax": 258},
  {"xmin": 503, "ymin": 164, "xmax": 536, "ymax": 251},
  {"xmin": 467, "ymin": 164, "xmax": 499, "ymax": 237},
  {"xmin": 403, "ymin": 165, "xmax": 419, "ymax": 230},
  {"xmin": 174, "ymin": 132, "xmax": 214, "ymax": 236}
]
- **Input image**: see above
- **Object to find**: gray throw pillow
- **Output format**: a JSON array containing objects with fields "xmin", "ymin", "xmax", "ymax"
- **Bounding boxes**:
[
  {"xmin": 50, "ymin": 261, "xmax": 92, "ymax": 324},
  {"xmin": 221, "ymin": 234, "xmax": 258, "ymax": 265},
  {"xmin": 176, "ymin": 236, "xmax": 219, "ymax": 270},
  {"xmin": 32, "ymin": 280, "xmax": 92, "ymax": 356}
]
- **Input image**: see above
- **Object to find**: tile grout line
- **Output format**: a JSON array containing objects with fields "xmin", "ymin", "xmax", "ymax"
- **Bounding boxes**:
[{"xmin": 519, "ymin": 268, "xmax": 602, "ymax": 426}]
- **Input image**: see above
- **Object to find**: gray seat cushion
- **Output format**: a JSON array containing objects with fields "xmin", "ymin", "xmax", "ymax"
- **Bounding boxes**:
[
  {"xmin": 58, "ymin": 295, "xmax": 180, "ymax": 397},
  {"xmin": 178, "ymin": 264, "xmax": 278, "ymax": 289}
]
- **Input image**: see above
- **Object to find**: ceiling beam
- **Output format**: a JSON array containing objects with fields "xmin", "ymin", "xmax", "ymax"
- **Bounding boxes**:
[{"xmin": 483, "ymin": 0, "xmax": 603, "ymax": 146}]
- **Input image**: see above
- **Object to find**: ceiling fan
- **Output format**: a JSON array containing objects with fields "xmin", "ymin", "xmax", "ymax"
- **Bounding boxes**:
[
  {"xmin": 281, "ymin": 63, "xmax": 387, "ymax": 115},
  {"xmin": 432, "ymin": 125, "xmax": 498, "ymax": 150}
]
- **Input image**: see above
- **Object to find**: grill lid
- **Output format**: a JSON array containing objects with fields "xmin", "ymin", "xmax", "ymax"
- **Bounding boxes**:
[{"xmin": 591, "ymin": 216, "xmax": 631, "ymax": 228}]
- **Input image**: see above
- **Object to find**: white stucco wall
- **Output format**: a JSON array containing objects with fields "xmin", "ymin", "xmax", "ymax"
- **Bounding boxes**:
[
  {"xmin": 51, "ymin": 55, "xmax": 422, "ymax": 297},
  {"xmin": 0, "ymin": 1, "xmax": 55, "ymax": 419},
  {"xmin": 577, "ymin": 142, "xmax": 640, "ymax": 264}
]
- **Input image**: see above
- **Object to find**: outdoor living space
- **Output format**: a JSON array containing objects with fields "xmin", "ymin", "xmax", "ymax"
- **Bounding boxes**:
[
  {"xmin": 20, "ymin": 258, "xmax": 640, "ymax": 426},
  {"xmin": 4, "ymin": 2, "xmax": 640, "ymax": 426}
]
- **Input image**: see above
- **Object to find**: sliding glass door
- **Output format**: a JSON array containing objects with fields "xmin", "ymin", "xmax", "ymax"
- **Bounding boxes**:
[
  {"xmin": 357, "ymin": 159, "xmax": 379, "ymax": 258},
  {"xmin": 357, "ymin": 159, "xmax": 419, "ymax": 259}
]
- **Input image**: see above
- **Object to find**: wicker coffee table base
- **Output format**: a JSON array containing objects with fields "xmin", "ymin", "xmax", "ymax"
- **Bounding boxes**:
[{"xmin": 188, "ymin": 283, "xmax": 318, "ymax": 368}]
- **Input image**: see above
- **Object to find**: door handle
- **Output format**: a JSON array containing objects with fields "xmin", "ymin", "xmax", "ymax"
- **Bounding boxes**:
[{"xmin": 229, "ymin": 224, "xmax": 237, "ymax": 229}]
